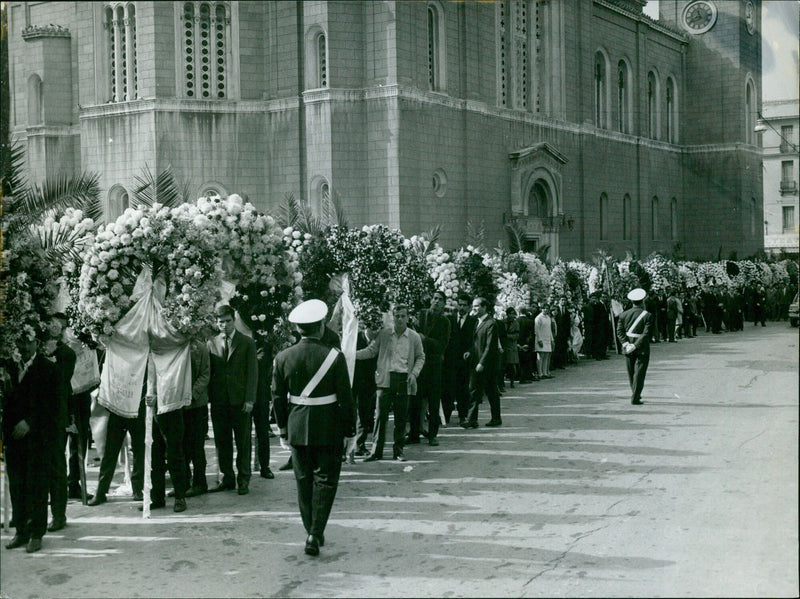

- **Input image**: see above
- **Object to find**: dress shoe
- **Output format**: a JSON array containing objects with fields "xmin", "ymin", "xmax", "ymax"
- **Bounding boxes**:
[
  {"xmin": 260, "ymin": 468, "xmax": 275, "ymax": 479},
  {"xmin": 354, "ymin": 446, "xmax": 369, "ymax": 457},
  {"xmin": 132, "ymin": 490, "xmax": 144, "ymax": 501},
  {"xmin": 461, "ymin": 421, "xmax": 478, "ymax": 429},
  {"xmin": 5, "ymin": 535, "xmax": 29, "ymax": 550},
  {"xmin": 631, "ymin": 399, "xmax": 643, "ymax": 405},
  {"xmin": 87, "ymin": 493, "xmax": 107, "ymax": 506},
  {"xmin": 138, "ymin": 500, "xmax": 166, "ymax": 511},
  {"xmin": 25, "ymin": 538, "xmax": 42, "ymax": 554},
  {"xmin": 393, "ymin": 453, "xmax": 406, "ymax": 462},
  {"xmin": 428, "ymin": 437, "xmax": 439, "ymax": 446},
  {"xmin": 237, "ymin": 484, "xmax": 249, "ymax": 495},
  {"xmin": 278, "ymin": 460, "xmax": 293, "ymax": 471},
  {"xmin": 485, "ymin": 420, "xmax": 502, "ymax": 427},
  {"xmin": 405, "ymin": 435, "xmax": 421, "ymax": 444},
  {"xmin": 47, "ymin": 518, "xmax": 67, "ymax": 532},
  {"xmin": 173, "ymin": 498, "xmax": 187, "ymax": 513},
  {"xmin": 167, "ymin": 489, "xmax": 176, "ymax": 498},
  {"xmin": 184, "ymin": 486, "xmax": 208, "ymax": 498},
  {"xmin": 209, "ymin": 481, "xmax": 236, "ymax": 493},
  {"xmin": 363, "ymin": 454, "xmax": 382, "ymax": 462},
  {"xmin": 458, "ymin": 418, "xmax": 467, "ymax": 428},
  {"xmin": 68, "ymin": 486, "xmax": 83, "ymax": 500},
  {"xmin": 304, "ymin": 534, "xmax": 320, "ymax": 556}
]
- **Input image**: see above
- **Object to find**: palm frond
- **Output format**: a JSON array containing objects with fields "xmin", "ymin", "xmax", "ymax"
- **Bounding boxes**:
[
  {"xmin": 131, "ymin": 165, "xmax": 187, "ymax": 209},
  {"xmin": 466, "ymin": 220, "xmax": 486, "ymax": 250},
  {"xmin": 421, "ymin": 225, "xmax": 441, "ymax": 249},
  {"xmin": 324, "ymin": 189, "xmax": 349, "ymax": 229},
  {"xmin": 504, "ymin": 222, "xmax": 525, "ymax": 253},
  {"xmin": 1, "ymin": 142, "xmax": 27, "ymax": 198},
  {"xmin": 536, "ymin": 243, "xmax": 551, "ymax": 265},
  {"xmin": 8, "ymin": 172, "xmax": 100, "ymax": 228},
  {"xmin": 274, "ymin": 192, "xmax": 301, "ymax": 229},
  {"xmin": 32, "ymin": 221, "xmax": 93, "ymax": 265}
]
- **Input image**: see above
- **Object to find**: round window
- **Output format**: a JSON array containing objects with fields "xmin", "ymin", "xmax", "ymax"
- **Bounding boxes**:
[{"xmin": 432, "ymin": 168, "xmax": 448, "ymax": 197}]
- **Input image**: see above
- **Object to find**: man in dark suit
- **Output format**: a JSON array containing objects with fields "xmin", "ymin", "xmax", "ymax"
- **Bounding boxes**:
[
  {"xmin": 616, "ymin": 288, "xmax": 654, "ymax": 405},
  {"xmin": 450, "ymin": 293, "xmax": 477, "ymax": 426},
  {"xmin": 353, "ymin": 326, "xmax": 378, "ymax": 456},
  {"xmin": 207, "ymin": 304, "xmax": 258, "ymax": 495},
  {"xmin": 408, "ymin": 290, "xmax": 450, "ymax": 446},
  {"xmin": 3, "ymin": 331, "xmax": 65, "ymax": 553},
  {"xmin": 44, "ymin": 313, "xmax": 76, "ymax": 532},
  {"xmin": 516, "ymin": 307, "xmax": 535, "ymax": 382},
  {"xmin": 464, "ymin": 297, "xmax": 501, "ymax": 428},
  {"xmin": 272, "ymin": 299, "xmax": 356, "ymax": 557}
]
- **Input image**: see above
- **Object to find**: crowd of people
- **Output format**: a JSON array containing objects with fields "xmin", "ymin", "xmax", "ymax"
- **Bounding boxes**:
[{"xmin": 1, "ymin": 281, "xmax": 788, "ymax": 555}]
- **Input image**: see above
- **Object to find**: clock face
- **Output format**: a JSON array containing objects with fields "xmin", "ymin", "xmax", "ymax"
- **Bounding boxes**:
[
  {"xmin": 682, "ymin": 1, "xmax": 718, "ymax": 34},
  {"xmin": 745, "ymin": 1, "xmax": 755, "ymax": 35}
]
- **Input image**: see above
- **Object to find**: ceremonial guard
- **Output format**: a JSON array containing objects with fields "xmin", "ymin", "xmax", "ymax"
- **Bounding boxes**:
[
  {"xmin": 272, "ymin": 300, "xmax": 356, "ymax": 557},
  {"xmin": 616, "ymin": 288, "xmax": 654, "ymax": 405}
]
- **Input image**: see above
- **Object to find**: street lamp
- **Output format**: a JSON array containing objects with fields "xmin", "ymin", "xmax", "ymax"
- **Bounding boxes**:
[{"xmin": 754, "ymin": 112, "xmax": 799, "ymax": 153}]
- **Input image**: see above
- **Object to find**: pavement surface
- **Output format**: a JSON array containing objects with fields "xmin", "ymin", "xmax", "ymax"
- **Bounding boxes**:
[{"xmin": 1, "ymin": 324, "xmax": 798, "ymax": 598}]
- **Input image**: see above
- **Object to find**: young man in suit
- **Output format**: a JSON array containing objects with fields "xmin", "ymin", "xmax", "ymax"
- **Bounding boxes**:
[
  {"xmin": 464, "ymin": 297, "xmax": 501, "ymax": 428},
  {"xmin": 616, "ymin": 288, "xmax": 654, "ymax": 405},
  {"xmin": 356, "ymin": 304, "xmax": 425, "ymax": 462},
  {"xmin": 3, "ymin": 331, "xmax": 65, "ymax": 553},
  {"xmin": 207, "ymin": 304, "xmax": 258, "ymax": 495},
  {"xmin": 450, "ymin": 293, "xmax": 477, "ymax": 426},
  {"xmin": 272, "ymin": 299, "xmax": 356, "ymax": 556}
]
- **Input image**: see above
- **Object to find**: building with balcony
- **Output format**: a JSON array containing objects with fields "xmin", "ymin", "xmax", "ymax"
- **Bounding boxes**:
[
  {"xmin": 761, "ymin": 99, "xmax": 799, "ymax": 258},
  {"xmin": 6, "ymin": 0, "xmax": 764, "ymax": 261}
]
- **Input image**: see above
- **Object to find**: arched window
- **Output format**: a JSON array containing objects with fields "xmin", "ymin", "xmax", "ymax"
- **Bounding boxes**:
[
  {"xmin": 427, "ymin": 2, "xmax": 446, "ymax": 91},
  {"xmin": 647, "ymin": 70, "xmax": 660, "ymax": 139},
  {"xmin": 107, "ymin": 185, "xmax": 130, "ymax": 222},
  {"xmin": 309, "ymin": 176, "xmax": 330, "ymax": 216},
  {"xmin": 651, "ymin": 196, "xmax": 659, "ymax": 240},
  {"xmin": 623, "ymin": 194, "xmax": 632, "ymax": 240},
  {"xmin": 305, "ymin": 27, "xmax": 328, "ymax": 89},
  {"xmin": 200, "ymin": 181, "xmax": 227, "ymax": 198},
  {"xmin": 617, "ymin": 59, "xmax": 632, "ymax": 134},
  {"xmin": 745, "ymin": 78, "xmax": 756, "ymax": 144},
  {"xmin": 105, "ymin": 3, "xmax": 138, "ymax": 102},
  {"xmin": 182, "ymin": 2, "xmax": 229, "ymax": 98},
  {"xmin": 595, "ymin": 51, "xmax": 610, "ymax": 129},
  {"xmin": 26, "ymin": 74, "xmax": 43, "ymax": 125},
  {"xmin": 600, "ymin": 193, "xmax": 609, "ymax": 240},
  {"xmin": 670, "ymin": 197, "xmax": 678, "ymax": 240},
  {"xmin": 528, "ymin": 180, "xmax": 550, "ymax": 219},
  {"xmin": 666, "ymin": 76, "xmax": 678, "ymax": 143}
]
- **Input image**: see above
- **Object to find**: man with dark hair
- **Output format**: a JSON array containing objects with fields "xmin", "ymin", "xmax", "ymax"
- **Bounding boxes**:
[
  {"xmin": 207, "ymin": 304, "xmax": 258, "ymax": 495},
  {"xmin": 408, "ymin": 290, "xmax": 450, "ymax": 446},
  {"xmin": 450, "ymin": 293, "xmax": 477, "ymax": 426},
  {"xmin": 516, "ymin": 307, "xmax": 535, "ymax": 382},
  {"xmin": 616, "ymin": 288, "xmax": 654, "ymax": 406},
  {"xmin": 357, "ymin": 304, "xmax": 425, "ymax": 462},
  {"xmin": 272, "ymin": 299, "xmax": 356, "ymax": 556},
  {"xmin": 44, "ymin": 313, "xmax": 76, "ymax": 532},
  {"xmin": 464, "ymin": 297, "xmax": 501, "ymax": 428},
  {"xmin": 3, "ymin": 331, "xmax": 65, "ymax": 553}
]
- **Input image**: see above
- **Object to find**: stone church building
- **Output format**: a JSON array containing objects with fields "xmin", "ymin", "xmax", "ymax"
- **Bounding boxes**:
[{"xmin": 7, "ymin": 0, "xmax": 763, "ymax": 260}]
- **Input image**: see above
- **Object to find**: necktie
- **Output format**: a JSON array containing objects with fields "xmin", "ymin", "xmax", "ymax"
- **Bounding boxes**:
[{"xmin": 223, "ymin": 336, "xmax": 229, "ymax": 359}]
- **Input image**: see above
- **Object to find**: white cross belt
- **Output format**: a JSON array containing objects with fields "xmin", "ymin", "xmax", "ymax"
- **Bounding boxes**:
[{"xmin": 289, "ymin": 394, "xmax": 337, "ymax": 406}]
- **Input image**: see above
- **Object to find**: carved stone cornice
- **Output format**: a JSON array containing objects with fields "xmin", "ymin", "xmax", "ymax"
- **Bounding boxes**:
[{"xmin": 22, "ymin": 24, "xmax": 71, "ymax": 41}]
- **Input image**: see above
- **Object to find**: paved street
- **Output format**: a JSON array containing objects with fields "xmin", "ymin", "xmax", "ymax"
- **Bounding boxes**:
[{"xmin": 2, "ymin": 324, "xmax": 798, "ymax": 598}]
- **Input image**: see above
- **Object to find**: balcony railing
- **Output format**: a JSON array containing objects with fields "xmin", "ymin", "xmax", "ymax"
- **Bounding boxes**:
[{"xmin": 780, "ymin": 180, "xmax": 798, "ymax": 194}]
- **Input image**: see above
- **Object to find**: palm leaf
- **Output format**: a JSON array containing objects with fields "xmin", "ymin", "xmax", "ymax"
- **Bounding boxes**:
[
  {"xmin": 1, "ymin": 142, "xmax": 26, "ymax": 198},
  {"xmin": 504, "ymin": 222, "xmax": 525, "ymax": 253},
  {"xmin": 274, "ymin": 192, "xmax": 301, "ymax": 229},
  {"xmin": 6, "ymin": 172, "xmax": 100, "ymax": 230},
  {"xmin": 466, "ymin": 220, "xmax": 486, "ymax": 250},
  {"xmin": 323, "ymin": 189, "xmax": 349, "ymax": 229},
  {"xmin": 131, "ymin": 165, "xmax": 187, "ymax": 208},
  {"xmin": 32, "ymin": 221, "xmax": 93, "ymax": 265}
]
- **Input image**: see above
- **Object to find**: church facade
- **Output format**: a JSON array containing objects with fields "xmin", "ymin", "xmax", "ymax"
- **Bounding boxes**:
[{"xmin": 6, "ymin": 0, "xmax": 763, "ymax": 260}]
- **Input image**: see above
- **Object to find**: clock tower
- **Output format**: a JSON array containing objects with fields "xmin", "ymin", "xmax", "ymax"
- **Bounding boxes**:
[{"xmin": 659, "ymin": 0, "xmax": 761, "ymax": 145}]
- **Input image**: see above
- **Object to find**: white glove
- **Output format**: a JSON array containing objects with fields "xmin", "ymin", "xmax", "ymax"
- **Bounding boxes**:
[{"xmin": 279, "ymin": 436, "xmax": 291, "ymax": 451}]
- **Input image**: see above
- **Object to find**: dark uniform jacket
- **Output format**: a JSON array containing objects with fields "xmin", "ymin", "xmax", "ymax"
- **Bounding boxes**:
[
  {"xmin": 616, "ymin": 306, "xmax": 654, "ymax": 356},
  {"xmin": 272, "ymin": 337, "xmax": 356, "ymax": 446},
  {"xmin": 417, "ymin": 309, "xmax": 451, "ymax": 363},
  {"xmin": 208, "ymin": 329, "xmax": 258, "ymax": 407},
  {"xmin": 2, "ymin": 354, "xmax": 63, "ymax": 442}
]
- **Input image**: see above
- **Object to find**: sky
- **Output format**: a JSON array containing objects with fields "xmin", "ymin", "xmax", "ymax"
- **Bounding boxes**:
[{"xmin": 644, "ymin": 0, "xmax": 799, "ymax": 101}]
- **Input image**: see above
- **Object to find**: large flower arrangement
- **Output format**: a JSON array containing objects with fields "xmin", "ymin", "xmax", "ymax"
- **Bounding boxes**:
[
  {"xmin": 677, "ymin": 261, "xmax": 699, "ymax": 290},
  {"xmin": 454, "ymin": 245, "xmax": 499, "ymax": 305},
  {"xmin": 172, "ymin": 195, "xmax": 304, "ymax": 349},
  {"xmin": 517, "ymin": 253, "xmax": 551, "ymax": 306},
  {"xmin": 0, "ymin": 235, "xmax": 59, "ymax": 363},
  {"xmin": 495, "ymin": 271, "xmax": 530, "ymax": 317},
  {"xmin": 409, "ymin": 237, "xmax": 460, "ymax": 309},
  {"xmin": 546, "ymin": 262, "xmax": 584, "ymax": 315},
  {"xmin": 695, "ymin": 261, "xmax": 732, "ymax": 292},
  {"xmin": 643, "ymin": 253, "xmax": 681, "ymax": 293},
  {"xmin": 79, "ymin": 204, "xmax": 221, "ymax": 339}
]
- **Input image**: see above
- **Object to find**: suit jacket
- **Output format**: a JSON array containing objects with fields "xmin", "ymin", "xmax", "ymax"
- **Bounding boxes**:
[
  {"xmin": 417, "ymin": 309, "xmax": 451, "ymax": 362},
  {"xmin": 190, "ymin": 340, "xmax": 210, "ymax": 408},
  {"xmin": 207, "ymin": 329, "xmax": 258, "ymax": 406},
  {"xmin": 451, "ymin": 313, "xmax": 477, "ymax": 359},
  {"xmin": 355, "ymin": 327, "xmax": 425, "ymax": 395},
  {"xmin": 470, "ymin": 315, "xmax": 499, "ymax": 371},
  {"xmin": 52, "ymin": 341, "xmax": 77, "ymax": 430},
  {"xmin": 272, "ymin": 337, "xmax": 356, "ymax": 446},
  {"xmin": 517, "ymin": 314, "xmax": 534, "ymax": 349},
  {"xmin": 353, "ymin": 330, "xmax": 378, "ymax": 394},
  {"xmin": 1, "ymin": 353, "xmax": 63, "ymax": 442},
  {"xmin": 616, "ymin": 306, "xmax": 654, "ymax": 356}
]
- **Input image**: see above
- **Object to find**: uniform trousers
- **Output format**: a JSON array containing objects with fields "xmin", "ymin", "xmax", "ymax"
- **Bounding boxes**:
[
  {"xmin": 467, "ymin": 365, "xmax": 501, "ymax": 425},
  {"xmin": 6, "ymin": 436, "xmax": 51, "ymax": 540},
  {"xmin": 371, "ymin": 372, "xmax": 408, "ymax": 459},
  {"xmin": 291, "ymin": 444, "xmax": 342, "ymax": 538},
  {"xmin": 210, "ymin": 401, "xmax": 252, "ymax": 487},
  {"xmin": 182, "ymin": 404, "xmax": 208, "ymax": 489},
  {"xmin": 252, "ymin": 392, "xmax": 271, "ymax": 474},
  {"xmin": 49, "ymin": 431, "xmax": 68, "ymax": 521},
  {"xmin": 151, "ymin": 408, "xmax": 188, "ymax": 502},
  {"xmin": 96, "ymin": 402, "xmax": 145, "ymax": 496},
  {"xmin": 625, "ymin": 351, "xmax": 650, "ymax": 402}
]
